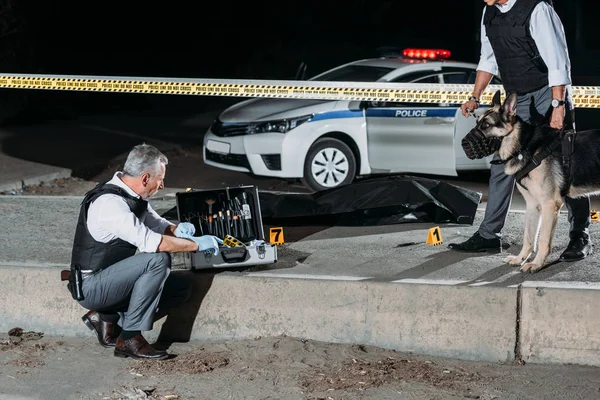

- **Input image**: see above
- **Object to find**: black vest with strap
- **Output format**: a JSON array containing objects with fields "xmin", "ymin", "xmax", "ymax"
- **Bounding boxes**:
[
  {"xmin": 484, "ymin": 0, "xmax": 551, "ymax": 95},
  {"xmin": 70, "ymin": 182, "xmax": 148, "ymax": 273}
]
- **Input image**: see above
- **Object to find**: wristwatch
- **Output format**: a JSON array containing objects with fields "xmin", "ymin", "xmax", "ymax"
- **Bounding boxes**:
[
  {"xmin": 468, "ymin": 96, "xmax": 480, "ymax": 104},
  {"xmin": 551, "ymin": 99, "xmax": 566, "ymax": 108}
]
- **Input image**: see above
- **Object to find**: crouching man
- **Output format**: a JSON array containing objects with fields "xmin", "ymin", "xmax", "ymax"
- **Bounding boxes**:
[{"xmin": 68, "ymin": 143, "xmax": 222, "ymax": 360}]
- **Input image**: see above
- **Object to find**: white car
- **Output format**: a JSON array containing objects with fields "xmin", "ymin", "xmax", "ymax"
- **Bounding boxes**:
[{"xmin": 203, "ymin": 49, "xmax": 501, "ymax": 192}]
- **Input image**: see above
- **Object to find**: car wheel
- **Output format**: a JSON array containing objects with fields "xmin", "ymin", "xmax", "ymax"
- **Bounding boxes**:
[{"xmin": 302, "ymin": 138, "xmax": 356, "ymax": 192}]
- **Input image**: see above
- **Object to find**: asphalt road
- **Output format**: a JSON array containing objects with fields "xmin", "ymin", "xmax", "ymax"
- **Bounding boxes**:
[
  {"xmin": 2, "ymin": 98, "xmax": 597, "ymax": 214},
  {"xmin": 0, "ymin": 100, "xmax": 492, "ymax": 191}
]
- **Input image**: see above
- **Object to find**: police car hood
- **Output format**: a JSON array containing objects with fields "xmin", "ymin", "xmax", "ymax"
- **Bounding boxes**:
[{"xmin": 218, "ymin": 98, "xmax": 339, "ymax": 123}]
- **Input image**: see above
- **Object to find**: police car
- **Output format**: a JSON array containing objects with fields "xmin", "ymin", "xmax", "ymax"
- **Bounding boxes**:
[{"xmin": 203, "ymin": 49, "xmax": 501, "ymax": 192}]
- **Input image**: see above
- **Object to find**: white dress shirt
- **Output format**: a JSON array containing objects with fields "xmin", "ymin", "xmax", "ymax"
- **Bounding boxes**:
[
  {"xmin": 86, "ymin": 172, "xmax": 174, "ymax": 253},
  {"xmin": 477, "ymin": 0, "xmax": 572, "ymax": 87}
]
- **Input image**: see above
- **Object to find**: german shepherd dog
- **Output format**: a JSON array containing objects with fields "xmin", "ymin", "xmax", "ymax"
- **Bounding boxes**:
[{"xmin": 464, "ymin": 90, "xmax": 600, "ymax": 273}]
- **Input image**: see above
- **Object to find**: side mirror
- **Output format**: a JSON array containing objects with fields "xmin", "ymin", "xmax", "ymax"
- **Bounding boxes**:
[{"xmin": 295, "ymin": 62, "xmax": 307, "ymax": 80}]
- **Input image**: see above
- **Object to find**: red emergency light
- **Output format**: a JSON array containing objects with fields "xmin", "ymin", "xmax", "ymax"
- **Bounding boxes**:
[{"xmin": 403, "ymin": 48, "xmax": 451, "ymax": 60}]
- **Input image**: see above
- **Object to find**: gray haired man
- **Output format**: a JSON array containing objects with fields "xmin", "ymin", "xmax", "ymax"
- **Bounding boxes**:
[{"xmin": 69, "ymin": 143, "xmax": 222, "ymax": 360}]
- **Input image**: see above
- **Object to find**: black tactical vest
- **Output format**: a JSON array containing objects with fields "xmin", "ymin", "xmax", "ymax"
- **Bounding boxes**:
[
  {"xmin": 484, "ymin": 0, "xmax": 552, "ymax": 95},
  {"xmin": 70, "ymin": 182, "xmax": 148, "ymax": 273}
]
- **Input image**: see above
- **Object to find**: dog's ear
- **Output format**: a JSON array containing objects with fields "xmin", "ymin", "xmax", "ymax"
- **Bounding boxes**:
[
  {"xmin": 491, "ymin": 90, "xmax": 502, "ymax": 107},
  {"xmin": 501, "ymin": 91, "xmax": 518, "ymax": 121}
]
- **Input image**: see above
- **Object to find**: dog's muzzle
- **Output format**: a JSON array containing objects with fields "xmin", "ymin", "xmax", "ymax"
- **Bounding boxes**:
[{"xmin": 461, "ymin": 127, "xmax": 502, "ymax": 160}]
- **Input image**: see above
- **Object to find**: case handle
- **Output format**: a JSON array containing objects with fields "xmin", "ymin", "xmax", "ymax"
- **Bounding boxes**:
[{"xmin": 220, "ymin": 247, "xmax": 248, "ymax": 263}]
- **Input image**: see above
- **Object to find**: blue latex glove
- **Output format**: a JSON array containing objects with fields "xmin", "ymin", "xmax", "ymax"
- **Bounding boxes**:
[
  {"xmin": 174, "ymin": 222, "xmax": 196, "ymax": 238},
  {"xmin": 191, "ymin": 235, "xmax": 224, "ymax": 256}
]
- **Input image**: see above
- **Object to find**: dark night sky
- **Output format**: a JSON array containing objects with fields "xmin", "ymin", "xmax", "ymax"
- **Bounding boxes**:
[
  {"xmin": 19, "ymin": 1, "xmax": 480, "ymax": 78},
  {"xmin": 0, "ymin": 1, "xmax": 596, "ymax": 118},
  {"xmin": 3, "ymin": 1, "xmax": 596, "ymax": 79}
]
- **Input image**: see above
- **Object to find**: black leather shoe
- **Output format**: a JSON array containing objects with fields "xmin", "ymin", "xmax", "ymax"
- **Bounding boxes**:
[
  {"xmin": 82, "ymin": 311, "xmax": 121, "ymax": 348},
  {"xmin": 448, "ymin": 232, "xmax": 509, "ymax": 253},
  {"xmin": 114, "ymin": 335, "xmax": 169, "ymax": 360},
  {"xmin": 559, "ymin": 236, "xmax": 593, "ymax": 261}
]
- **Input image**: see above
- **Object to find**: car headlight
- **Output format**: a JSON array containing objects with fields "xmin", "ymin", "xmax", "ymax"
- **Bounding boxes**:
[{"xmin": 246, "ymin": 114, "xmax": 313, "ymax": 134}]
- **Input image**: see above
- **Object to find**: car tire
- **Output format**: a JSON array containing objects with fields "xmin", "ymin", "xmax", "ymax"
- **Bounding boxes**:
[{"xmin": 302, "ymin": 138, "xmax": 356, "ymax": 192}]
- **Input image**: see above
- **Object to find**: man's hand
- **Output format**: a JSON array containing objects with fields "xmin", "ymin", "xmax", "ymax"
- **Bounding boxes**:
[
  {"xmin": 550, "ymin": 106, "xmax": 565, "ymax": 130},
  {"xmin": 461, "ymin": 100, "xmax": 479, "ymax": 118},
  {"xmin": 174, "ymin": 222, "xmax": 196, "ymax": 238},
  {"xmin": 190, "ymin": 235, "xmax": 224, "ymax": 256}
]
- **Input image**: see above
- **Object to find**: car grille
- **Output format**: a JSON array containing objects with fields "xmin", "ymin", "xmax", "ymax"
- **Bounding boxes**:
[
  {"xmin": 261, "ymin": 154, "xmax": 281, "ymax": 171},
  {"xmin": 205, "ymin": 149, "xmax": 251, "ymax": 170},
  {"xmin": 210, "ymin": 120, "xmax": 248, "ymax": 137}
]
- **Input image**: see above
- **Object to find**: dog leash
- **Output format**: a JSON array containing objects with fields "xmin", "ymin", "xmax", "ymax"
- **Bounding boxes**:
[{"xmin": 514, "ymin": 126, "xmax": 573, "ymax": 193}]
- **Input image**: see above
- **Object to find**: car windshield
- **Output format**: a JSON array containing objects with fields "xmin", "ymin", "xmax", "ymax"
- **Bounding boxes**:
[{"xmin": 310, "ymin": 65, "xmax": 395, "ymax": 82}]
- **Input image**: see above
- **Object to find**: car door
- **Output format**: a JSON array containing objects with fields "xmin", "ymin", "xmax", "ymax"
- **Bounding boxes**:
[{"xmin": 365, "ymin": 72, "xmax": 458, "ymax": 176}]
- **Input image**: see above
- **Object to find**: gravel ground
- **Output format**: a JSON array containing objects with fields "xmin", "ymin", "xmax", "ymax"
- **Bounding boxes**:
[{"xmin": 2, "ymin": 329, "xmax": 600, "ymax": 400}]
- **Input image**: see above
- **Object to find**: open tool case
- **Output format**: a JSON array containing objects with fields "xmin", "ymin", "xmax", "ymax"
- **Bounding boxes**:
[{"xmin": 175, "ymin": 185, "xmax": 277, "ymax": 269}]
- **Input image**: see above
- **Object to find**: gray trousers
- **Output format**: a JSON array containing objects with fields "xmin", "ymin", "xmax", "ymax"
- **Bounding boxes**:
[
  {"xmin": 79, "ymin": 252, "xmax": 191, "ymax": 331},
  {"xmin": 478, "ymin": 85, "xmax": 591, "ymax": 240}
]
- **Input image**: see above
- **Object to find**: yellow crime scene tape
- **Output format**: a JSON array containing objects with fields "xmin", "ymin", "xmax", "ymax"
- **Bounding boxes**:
[{"xmin": 0, "ymin": 73, "xmax": 600, "ymax": 108}]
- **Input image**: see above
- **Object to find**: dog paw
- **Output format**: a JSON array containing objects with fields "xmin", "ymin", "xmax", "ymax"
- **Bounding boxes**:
[
  {"xmin": 520, "ymin": 262, "xmax": 542, "ymax": 273},
  {"xmin": 504, "ymin": 256, "xmax": 524, "ymax": 265}
]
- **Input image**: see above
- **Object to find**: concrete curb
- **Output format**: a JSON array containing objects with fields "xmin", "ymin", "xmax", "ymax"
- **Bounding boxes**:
[
  {"xmin": 520, "ymin": 285, "xmax": 600, "ymax": 365},
  {"xmin": 0, "ymin": 168, "xmax": 72, "ymax": 193},
  {"xmin": 1, "ymin": 265, "xmax": 599, "ymax": 366}
]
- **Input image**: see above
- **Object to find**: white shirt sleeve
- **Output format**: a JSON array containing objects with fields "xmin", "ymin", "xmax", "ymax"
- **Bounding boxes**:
[
  {"xmin": 87, "ymin": 194, "xmax": 164, "ymax": 253},
  {"xmin": 477, "ymin": 7, "xmax": 499, "ymax": 76},
  {"xmin": 529, "ymin": 2, "xmax": 572, "ymax": 87},
  {"xmin": 142, "ymin": 203, "xmax": 175, "ymax": 235}
]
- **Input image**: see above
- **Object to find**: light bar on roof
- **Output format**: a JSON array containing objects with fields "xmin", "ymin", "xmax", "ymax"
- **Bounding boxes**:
[{"xmin": 403, "ymin": 48, "xmax": 451, "ymax": 59}]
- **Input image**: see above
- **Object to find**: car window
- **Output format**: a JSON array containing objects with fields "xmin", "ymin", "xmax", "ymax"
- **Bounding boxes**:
[
  {"xmin": 413, "ymin": 75, "xmax": 439, "ymax": 83},
  {"xmin": 440, "ymin": 67, "xmax": 476, "ymax": 84},
  {"xmin": 441, "ymin": 67, "xmax": 502, "ymax": 85},
  {"xmin": 379, "ymin": 72, "xmax": 440, "ymax": 107},
  {"xmin": 443, "ymin": 72, "xmax": 471, "ymax": 84},
  {"xmin": 310, "ymin": 65, "xmax": 396, "ymax": 82},
  {"xmin": 390, "ymin": 71, "xmax": 440, "ymax": 84}
]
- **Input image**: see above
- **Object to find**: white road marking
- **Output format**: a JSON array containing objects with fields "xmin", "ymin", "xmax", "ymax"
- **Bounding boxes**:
[
  {"xmin": 246, "ymin": 272, "xmax": 371, "ymax": 281},
  {"xmin": 0, "ymin": 195, "xmax": 85, "ymax": 199},
  {"xmin": 391, "ymin": 278, "xmax": 469, "ymax": 285},
  {"xmin": 481, "ymin": 207, "xmax": 527, "ymax": 214},
  {"xmin": 468, "ymin": 281, "xmax": 492, "ymax": 287},
  {"xmin": 246, "ymin": 274, "xmax": 600, "ymax": 289},
  {"xmin": 468, "ymin": 271, "xmax": 521, "ymax": 286},
  {"xmin": 509, "ymin": 281, "xmax": 600, "ymax": 290},
  {"xmin": 0, "ymin": 262, "xmax": 69, "ymax": 268}
]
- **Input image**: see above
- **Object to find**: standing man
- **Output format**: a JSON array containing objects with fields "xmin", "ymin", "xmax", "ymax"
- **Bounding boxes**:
[
  {"xmin": 448, "ymin": 0, "xmax": 592, "ymax": 260},
  {"xmin": 69, "ymin": 143, "xmax": 223, "ymax": 360}
]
